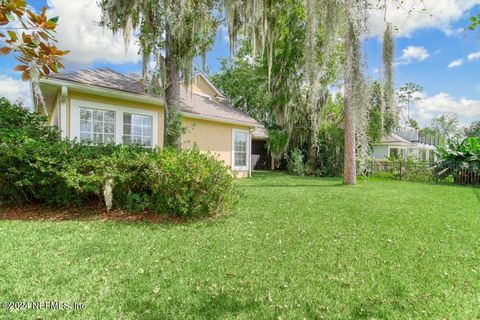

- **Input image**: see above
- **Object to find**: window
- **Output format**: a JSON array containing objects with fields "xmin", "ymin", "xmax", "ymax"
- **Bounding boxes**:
[
  {"xmin": 233, "ymin": 130, "xmax": 248, "ymax": 170},
  {"xmin": 418, "ymin": 149, "xmax": 427, "ymax": 161},
  {"xmin": 79, "ymin": 108, "xmax": 115, "ymax": 144},
  {"xmin": 389, "ymin": 147, "xmax": 407, "ymax": 159},
  {"xmin": 72, "ymin": 99, "xmax": 158, "ymax": 147},
  {"xmin": 389, "ymin": 147, "xmax": 399, "ymax": 159},
  {"xmin": 123, "ymin": 113, "xmax": 153, "ymax": 147}
]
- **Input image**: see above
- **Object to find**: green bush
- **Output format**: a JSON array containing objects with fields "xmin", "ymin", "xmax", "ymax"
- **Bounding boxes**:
[
  {"xmin": 0, "ymin": 98, "xmax": 238, "ymax": 217},
  {"xmin": 287, "ymin": 149, "xmax": 308, "ymax": 176}
]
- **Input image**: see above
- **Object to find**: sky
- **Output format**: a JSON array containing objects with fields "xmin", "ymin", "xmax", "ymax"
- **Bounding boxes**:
[{"xmin": 1, "ymin": 0, "xmax": 480, "ymax": 127}]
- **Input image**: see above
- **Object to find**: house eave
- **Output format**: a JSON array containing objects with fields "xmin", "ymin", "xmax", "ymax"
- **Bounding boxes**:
[
  {"xmin": 39, "ymin": 78, "xmax": 164, "ymax": 107},
  {"xmin": 182, "ymin": 112, "xmax": 257, "ymax": 128},
  {"xmin": 39, "ymin": 78, "xmax": 258, "ymax": 128}
]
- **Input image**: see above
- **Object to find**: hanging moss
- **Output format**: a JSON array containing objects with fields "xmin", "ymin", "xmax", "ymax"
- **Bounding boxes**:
[{"xmin": 382, "ymin": 22, "xmax": 397, "ymax": 135}]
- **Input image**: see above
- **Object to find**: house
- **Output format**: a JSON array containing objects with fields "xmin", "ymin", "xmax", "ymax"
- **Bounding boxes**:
[
  {"xmin": 33, "ymin": 68, "xmax": 262, "ymax": 178},
  {"xmin": 371, "ymin": 130, "xmax": 439, "ymax": 162}
]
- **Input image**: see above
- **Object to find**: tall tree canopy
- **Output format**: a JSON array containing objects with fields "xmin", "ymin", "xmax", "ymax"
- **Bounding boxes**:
[
  {"xmin": 100, "ymin": 0, "xmax": 220, "ymax": 148},
  {"xmin": 465, "ymin": 120, "xmax": 480, "ymax": 138}
]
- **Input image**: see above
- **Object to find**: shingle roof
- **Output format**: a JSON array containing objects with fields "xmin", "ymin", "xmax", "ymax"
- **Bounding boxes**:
[
  {"xmin": 252, "ymin": 127, "xmax": 267, "ymax": 139},
  {"xmin": 380, "ymin": 133, "xmax": 413, "ymax": 145},
  {"xmin": 49, "ymin": 68, "xmax": 259, "ymax": 126}
]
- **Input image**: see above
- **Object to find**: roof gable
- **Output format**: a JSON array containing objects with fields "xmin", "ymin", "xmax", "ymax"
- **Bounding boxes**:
[{"xmin": 191, "ymin": 73, "xmax": 223, "ymax": 98}]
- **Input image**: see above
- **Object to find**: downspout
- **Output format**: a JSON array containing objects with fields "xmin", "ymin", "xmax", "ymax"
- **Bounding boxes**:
[
  {"xmin": 60, "ymin": 86, "xmax": 68, "ymax": 139},
  {"xmin": 249, "ymin": 128, "xmax": 254, "ymax": 178}
]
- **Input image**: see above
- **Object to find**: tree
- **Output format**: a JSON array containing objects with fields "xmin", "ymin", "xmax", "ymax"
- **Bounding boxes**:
[
  {"xmin": 408, "ymin": 118, "xmax": 419, "ymax": 130},
  {"xmin": 100, "ymin": 0, "xmax": 220, "ymax": 148},
  {"xmin": 382, "ymin": 22, "xmax": 395, "ymax": 136},
  {"xmin": 423, "ymin": 114, "xmax": 462, "ymax": 140},
  {"xmin": 266, "ymin": 129, "xmax": 288, "ymax": 171},
  {"xmin": 465, "ymin": 120, "xmax": 480, "ymax": 138},
  {"xmin": 211, "ymin": 55, "xmax": 271, "ymax": 125},
  {"xmin": 397, "ymin": 82, "xmax": 423, "ymax": 122},
  {"xmin": 0, "ymin": 0, "xmax": 68, "ymax": 103}
]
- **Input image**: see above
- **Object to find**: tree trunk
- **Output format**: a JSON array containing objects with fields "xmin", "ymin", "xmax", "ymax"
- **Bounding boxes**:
[
  {"xmin": 343, "ymin": 94, "xmax": 356, "ymax": 185},
  {"xmin": 271, "ymin": 154, "xmax": 275, "ymax": 171},
  {"xmin": 164, "ymin": 8, "xmax": 182, "ymax": 148},
  {"xmin": 343, "ymin": 20, "xmax": 357, "ymax": 185},
  {"xmin": 309, "ymin": 104, "xmax": 319, "ymax": 171}
]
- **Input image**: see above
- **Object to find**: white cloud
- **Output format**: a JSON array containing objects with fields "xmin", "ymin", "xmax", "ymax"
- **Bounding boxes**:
[
  {"xmin": 414, "ymin": 92, "xmax": 480, "ymax": 125},
  {"xmin": 46, "ymin": 0, "xmax": 140, "ymax": 67},
  {"xmin": 0, "ymin": 75, "xmax": 32, "ymax": 108},
  {"xmin": 467, "ymin": 51, "xmax": 480, "ymax": 61},
  {"xmin": 396, "ymin": 46, "xmax": 430, "ymax": 65},
  {"xmin": 367, "ymin": 0, "xmax": 480, "ymax": 38},
  {"xmin": 448, "ymin": 59, "xmax": 463, "ymax": 68}
]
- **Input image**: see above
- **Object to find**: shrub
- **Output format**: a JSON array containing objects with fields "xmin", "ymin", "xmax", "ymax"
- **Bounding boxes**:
[
  {"xmin": 287, "ymin": 149, "xmax": 308, "ymax": 176},
  {"xmin": 144, "ymin": 148, "xmax": 238, "ymax": 217},
  {"xmin": 435, "ymin": 137, "xmax": 480, "ymax": 185},
  {"xmin": 0, "ymin": 98, "xmax": 238, "ymax": 217}
]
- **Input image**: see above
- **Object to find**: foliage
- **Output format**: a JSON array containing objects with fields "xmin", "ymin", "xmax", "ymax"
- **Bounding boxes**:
[
  {"xmin": 408, "ymin": 118, "xmax": 419, "ymax": 130},
  {"xmin": 436, "ymin": 137, "xmax": 480, "ymax": 164},
  {"xmin": 266, "ymin": 129, "xmax": 289, "ymax": 169},
  {"xmin": 100, "ymin": 0, "xmax": 220, "ymax": 147},
  {"xmin": 154, "ymin": 148, "xmax": 238, "ymax": 217},
  {"xmin": 287, "ymin": 148, "xmax": 307, "ymax": 176},
  {"xmin": 369, "ymin": 159, "xmax": 452, "ymax": 184},
  {"xmin": 211, "ymin": 55, "xmax": 271, "ymax": 125},
  {"xmin": 0, "ymin": 0, "xmax": 68, "ymax": 104},
  {"xmin": 316, "ymin": 94, "xmax": 344, "ymax": 176},
  {"xmin": 382, "ymin": 22, "xmax": 396, "ymax": 135},
  {"xmin": 396, "ymin": 82, "xmax": 422, "ymax": 126},
  {"xmin": 422, "ymin": 114, "xmax": 462, "ymax": 141},
  {"xmin": 0, "ymin": 99, "xmax": 237, "ymax": 217},
  {"xmin": 368, "ymin": 81, "xmax": 390, "ymax": 144},
  {"xmin": 469, "ymin": 13, "xmax": 480, "ymax": 30},
  {"xmin": 464, "ymin": 120, "xmax": 480, "ymax": 138},
  {"xmin": 435, "ymin": 137, "xmax": 480, "ymax": 185}
]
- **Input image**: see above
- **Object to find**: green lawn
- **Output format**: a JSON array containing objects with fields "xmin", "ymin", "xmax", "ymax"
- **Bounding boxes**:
[{"xmin": 1, "ymin": 172, "xmax": 479, "ymax": 319}]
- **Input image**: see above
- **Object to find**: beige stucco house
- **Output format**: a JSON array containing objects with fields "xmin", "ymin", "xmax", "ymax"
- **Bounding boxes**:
[{"xmin": 33, "ymin": 68, "xmax": 261, "ymax": 178}]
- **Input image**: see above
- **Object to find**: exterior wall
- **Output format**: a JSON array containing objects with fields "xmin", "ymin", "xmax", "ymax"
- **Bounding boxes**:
[
  {"xmin": 190, "ymin": 76, "xmax": 218, "ymax": 98},
  {"xmin": 372, "ymin": 145, "xmax": 389, "ymax": 159},
  {"xmin": 61, "ymin": 90, "xmax": 252, "ymax": 177},
  {"xmin": 49, "ymin": 90, "xmax": 61, "ymax": 128},
  {"xmin": 181, "ymin": 117, "xmax": 251, "ymax": 177},
  {"xmin": 66, "ymin": 91, "xmax": 165, "ymax": 147}
]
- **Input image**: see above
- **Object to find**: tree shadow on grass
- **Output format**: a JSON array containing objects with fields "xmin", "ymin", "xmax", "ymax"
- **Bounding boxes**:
[
  {"xmin": 241, "ymin": 183, "xmax": 344, "ymax": 188},
  {"xmin": 122, "ymin": 292, "xmax": 262, "ymax": 319}
]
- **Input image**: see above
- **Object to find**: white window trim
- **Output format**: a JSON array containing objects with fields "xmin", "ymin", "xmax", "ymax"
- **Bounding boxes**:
[
  {"xmin": 387, "ymin": 146, "xmax": 407, "ymax": 159},
  {"xmin": 231, "ymin": 128, "xmax": 250, "ymax": 171},
  {"xmin": 70, "ymin": 99, "xmax": 158, "ymax": 147}
]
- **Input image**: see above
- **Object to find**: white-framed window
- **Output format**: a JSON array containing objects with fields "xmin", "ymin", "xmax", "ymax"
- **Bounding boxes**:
[
  {"xmin": 232, "ymin": 129, "xmax": 249, "ymax": 171},
  {"xmin": 71, "ymin": 99, "xmax": 158, "ymax": 147},
  {"xmin": 79, "ymin": 107, "xmax": 116, "ymax": 144},
  {"xmin": 123, "ymin": 113, "xmax": 153, "ymax": 147},
  {"xmin": 388, "ymin": 147, "xmax": 406, "ymax": 159}
]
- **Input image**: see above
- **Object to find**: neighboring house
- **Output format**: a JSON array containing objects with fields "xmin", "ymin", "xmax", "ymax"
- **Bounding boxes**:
[
  {"xmin": 371, "ymin": 130, "xmax": 439, "ymax": 162},
  {"xmin": 33, "ymin": 68, "xmax": 262, "ymax": 178}
]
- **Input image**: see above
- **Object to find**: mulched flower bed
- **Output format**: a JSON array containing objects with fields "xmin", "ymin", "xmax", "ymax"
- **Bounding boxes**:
[{"xmin": 0, "ymin": 204, "xmax": 187, "ymax": 224}]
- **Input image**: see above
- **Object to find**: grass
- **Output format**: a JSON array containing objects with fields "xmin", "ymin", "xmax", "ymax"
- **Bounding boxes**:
[{"xmin": 1, "ymin": 172, "xmax": 479, "ymax": 319}]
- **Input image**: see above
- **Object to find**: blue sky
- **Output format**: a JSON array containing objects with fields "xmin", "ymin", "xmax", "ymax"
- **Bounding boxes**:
[{"xmin": 1, "ymin": 0, "xmax": 480, "ymax": 126}]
